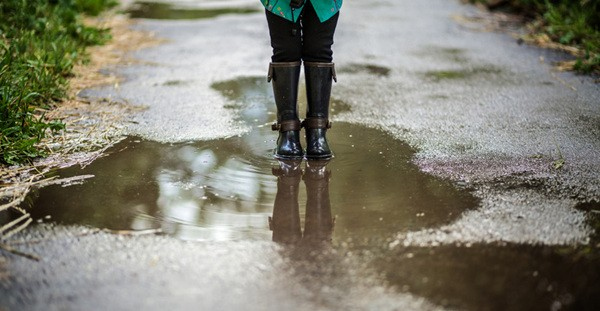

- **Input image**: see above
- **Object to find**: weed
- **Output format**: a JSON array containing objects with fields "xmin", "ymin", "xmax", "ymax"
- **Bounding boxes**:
[{"xmin": 552, "ymin": 139, "xmax": 566, "ymax": 170}]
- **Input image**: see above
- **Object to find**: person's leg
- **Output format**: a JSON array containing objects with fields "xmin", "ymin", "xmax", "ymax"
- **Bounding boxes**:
[
  {"xmin": 265, "ymin": 10, "xmax": 302, "ymax": 62},
  {"xmin": 266, "ymin": 11, "xmax": 304, "ymax": 159},
  {"xmin": 299, "ymin": 4, "xmax": 339, "ymax": 159},
  {"xmin": 300, "ymin": 2, "xmax": 339, "ymax": 63}
]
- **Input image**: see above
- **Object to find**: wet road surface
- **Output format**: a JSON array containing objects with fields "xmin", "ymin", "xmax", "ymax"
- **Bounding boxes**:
[{"xmin": 2, "ymin": 0, "xmax": 600, "ymax": 310}]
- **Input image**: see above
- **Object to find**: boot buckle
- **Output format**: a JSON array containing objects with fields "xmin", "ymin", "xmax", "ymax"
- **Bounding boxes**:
[
  {"xmin": 302, "ymin": 117, "xmax": 332, "ymax": 129},
  {"xmin": 272, "ymin": 119, "xmax": 302, "ymax": 132}
]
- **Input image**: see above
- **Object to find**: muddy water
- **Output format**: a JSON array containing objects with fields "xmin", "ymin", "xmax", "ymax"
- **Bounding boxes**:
[{"xmin": 28, "ymin": 77, "xmax": 475, "ymax": 243}]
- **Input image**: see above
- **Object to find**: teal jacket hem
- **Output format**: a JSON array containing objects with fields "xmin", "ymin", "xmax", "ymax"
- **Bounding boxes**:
[{"xmin": 262, "ymin": 0, "xmax": 342, "ymax": 23}]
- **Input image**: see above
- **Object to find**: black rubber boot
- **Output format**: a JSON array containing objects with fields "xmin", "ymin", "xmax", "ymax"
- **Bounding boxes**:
[
  {"xmin": 303, "ymin": 160, "xmax": 334, "ymax": 244},
  {"xmin": 303, "ymin": 62, "xmax": 336, "ymax": 160},
  {"xmin": 268, "ymin": 62, "xmax": 303, "ymax": 160},
  {"xmin": 269, "ymin": 160, "xmax": 303, "ymax": 244}
]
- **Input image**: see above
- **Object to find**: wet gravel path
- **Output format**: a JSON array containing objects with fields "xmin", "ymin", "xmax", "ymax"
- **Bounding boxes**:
[{"xmin": 2, "ymin": 0, "xmax": 599, "ymax": 310}]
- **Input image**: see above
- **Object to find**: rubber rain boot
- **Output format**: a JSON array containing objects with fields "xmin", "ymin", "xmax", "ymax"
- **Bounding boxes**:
[
  {"xmin": 303, "ymin": 62, "xmax": 336, "ymax": 160},
  {"xmin": 268, "ymin": 62, "xmax": 303, "ymax": 160}
]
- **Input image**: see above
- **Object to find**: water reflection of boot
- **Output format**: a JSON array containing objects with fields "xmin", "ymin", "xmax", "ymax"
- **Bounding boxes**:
[
  {"xmin": 303, "ymin": 62, "xmax": 336, "ymax": 160},
  {"xmin": 269, "ymin": 62, "xmax": 304, "ymax": 160},
  {"xmin": 269, "ymin": 160, "xmax": 302, "ymax": 244},
  {"xmin": 303, "ymin": 160, "xmax": 334, "ymax": 244}
]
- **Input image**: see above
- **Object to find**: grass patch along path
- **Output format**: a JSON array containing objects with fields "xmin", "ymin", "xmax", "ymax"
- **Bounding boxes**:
[
  {"xmin": 468, "ymin": 0, "xmax": 600, "ymax": 74},
  {"xmin": 0, "ymin": 1, "xmax": 161, "ymax": 248},
  {"xmin": 0, "ymin": 0, "xmax": 116, "ymax": 165}
]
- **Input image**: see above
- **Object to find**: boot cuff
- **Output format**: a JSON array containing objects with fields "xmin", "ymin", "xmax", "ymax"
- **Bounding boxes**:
[
  {"xmin": 303, "ymin": 62, "xmax": 337, "ymax": 82},
  {"xmin": 268, "ymin": 61, "xmax": 302, "ymax": 82}
]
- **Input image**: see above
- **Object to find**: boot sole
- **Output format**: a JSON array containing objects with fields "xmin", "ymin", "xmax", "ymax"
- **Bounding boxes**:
[
  {"xmin": 274, "ymin": 153, "xmax": 305, "ymax": 160},
  {"xmin": 305, "ymin": 153, "xmax": 334, "ymax": 160}
]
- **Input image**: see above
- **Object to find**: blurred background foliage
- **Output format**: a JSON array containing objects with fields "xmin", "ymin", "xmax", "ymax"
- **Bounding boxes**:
[{"xmin": 470, "ymin": 0, "xmax": 600, "ymax": 73}]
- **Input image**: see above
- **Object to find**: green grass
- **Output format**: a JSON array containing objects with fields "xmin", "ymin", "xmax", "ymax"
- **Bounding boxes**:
[
  {"xmin": 470, "ymin": 0, "xmax": 600, "ymax": 74},
  {"xmin": 0, "ymin": 0, "xmax": 116, "ymax": 165},
  {"xmin": 541, "ymin": 0, "xmax": 600, "ymax": 73}
]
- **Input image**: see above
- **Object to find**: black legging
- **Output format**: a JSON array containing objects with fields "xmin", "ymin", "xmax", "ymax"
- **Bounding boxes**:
[{"xmin": 266, "ymin": 1, "xmax": 339, "ymax": 63}]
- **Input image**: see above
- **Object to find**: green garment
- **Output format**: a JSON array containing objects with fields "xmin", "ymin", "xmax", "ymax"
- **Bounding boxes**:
[{"xmin": 261, "ymin": 0, "xmax": 342, "ymax": 23}]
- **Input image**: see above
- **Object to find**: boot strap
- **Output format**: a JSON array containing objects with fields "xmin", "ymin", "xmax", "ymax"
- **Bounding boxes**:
[
  {"xmin": 272, "ymin": 119, "xmax": 302, "ymax": 132},
  {"xmin": 302, "ymin": 117, "xmax": 332, "ymax": 129}
]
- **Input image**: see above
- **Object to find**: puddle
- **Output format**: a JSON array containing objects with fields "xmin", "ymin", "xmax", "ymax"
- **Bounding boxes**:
[
  {"xmin": 338, "ymin": 63, "xmax": 391, "ymax": 77},
  {"xmin": 576, "ymin": 200, "xmax": 600, "ymax": 241},
  {"xmin": 374, "ymin": 244, "xmax": 600, "ymax": 310},
  {"xmin": 26, "ymin": 76, "xmax": 476, "ymax": 243},
  {"xmin": 26, "ymin": 124, "xmax": 474, "ymax": 242},
  {"xmin": 158, "ymin": 79, "xmax": 192, "ymax": 86},
  {"xmin": 127, "ymin": 1, "xmax": 258, "ymax": 20},
  {"xmin": 421, "ymin": 65, "xmax": 502, "ymax": 82},
  {"xmin": 417, "ymin": 46, "xmax": 469, "ymax": 64},
  {"xmin": 415, "ymin": 46, "xmax": 506, "ymax": 83}
]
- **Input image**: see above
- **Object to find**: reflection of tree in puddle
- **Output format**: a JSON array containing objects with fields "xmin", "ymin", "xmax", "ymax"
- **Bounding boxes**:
[{"xmin": 150, "ymin": 142, "xmax": 275, "ymax": 241}]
